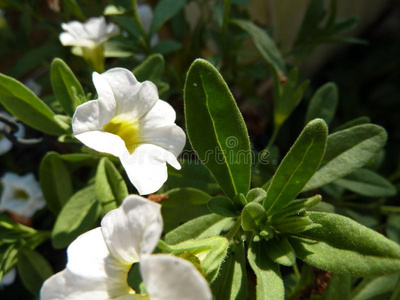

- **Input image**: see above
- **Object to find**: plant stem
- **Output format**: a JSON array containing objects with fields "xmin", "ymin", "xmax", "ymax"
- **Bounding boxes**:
[
  {"xmin": 293, "ymin": 263, "xmax": 301, "ymax": 279},
  {"xmin": 225, "ymin": 216, "xmax": 242, "ymax": 241},
  {"xmin": 131, "ymin": 0, "xmax": 151, "ymax": 51}
]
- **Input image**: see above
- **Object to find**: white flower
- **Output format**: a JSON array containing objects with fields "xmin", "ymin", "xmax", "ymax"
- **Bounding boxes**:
[
  {"xmin": 0, "ymin": 173, "xmax": 45, "ymax": 218},
  {"xmin": 40, "ymin": 195, "xmax": 212, "ymax": 300},
  {"xmin": 59, "ymin": 16, "xmax": 120, "ymax": 49},
  {"xmin": 0, "ymin": 115, "xmax": 25, "ymax": 156},
  {"xmin": 138, "ymin": 4, "xmax": 158, "ymax": 46},
  {"xmin": 0, "ymin": 268, "xmax": 16, "ymax": 288},
  {"xmin": 72, "ymin": 68, "xmax": 186, "ymax": 195}
]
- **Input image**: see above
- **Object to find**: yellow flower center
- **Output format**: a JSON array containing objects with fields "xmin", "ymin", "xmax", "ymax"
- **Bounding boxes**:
[
  {"xmin": 103, "ymin": 117, "xmax": 140, "ymax": 154},
  {"xmin": 13, "ymin": 189, "xmax": 29, "ymax": 200}
]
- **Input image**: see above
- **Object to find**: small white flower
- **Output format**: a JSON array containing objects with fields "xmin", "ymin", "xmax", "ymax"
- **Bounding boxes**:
[
  {"xmin": 0, "ymin": 173, "xmax": 45, "ymax": 218},
  {"xmin": 0, "ymin": 115, "xmax": 25, "ymax": 156},
  {"xmin": 59, "ymin": 16, "xmax": 120, "ymax": 49},
  {"xmin": 72, "ymin": 68, "xmax": 186, "ymax": 195},
  {"xmin": 40, "ymin": 195, "xmax": 212, "ymax": 300},
  {"xmin": 0, "ymin": 268, "xmax": 16, "ymax": 288},
  {"xmin": 138, "ymin": 4, "xmax": 158, "ymax": 46}
]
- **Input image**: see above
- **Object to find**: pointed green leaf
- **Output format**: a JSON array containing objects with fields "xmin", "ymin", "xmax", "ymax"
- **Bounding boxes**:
[
  {"xmin": 334, "ymin": 168, "xmax": 396, "ymax": 197},
  {"xmin": 165, "ymin": 214, "xmax": 234, "ymax": 245},
  {"xmin": 95, "ymin": 158, "xmax": 128, "ymax": 213},
  {"xmin": 248, "ymin": 240, "xmax": 284, "ymax": 300},
  {"xmin": 265, "ymin": 237, "xmax": 296, "ymax": 266},
  {"xmin": 305, "ymin": 82, "xmax": 338, "ymax": 125},
  {"xmin": 232, "ymin": 19, "xmax": 286, "ymax": 74},
  {"xmin": 133, "ymin": 53, "xmax": 165, "ymax": 83},
  {"xmin": 52, "ymin": 185, "xmax": 101, "ymax": 249},
  {"xmin": 163, "ymin": 236, "xmax": 229, "ymax": 283},
  {"xmin": 351, "ymin": 274, "xmax": 399, "ymax": 300},
  {"xmin": 184, "ymin": 59, "xmax": 251, "ymax": 199},
  {"xmin": 0, "ymin": 73, "xmax": 66, "ymax": 135},
  {"xmin": 208, "ymin": 196, "xmax": 239, "ymax": 217},
  {"xmin": 17, "ymin": 248, "xmax": 53, "ymax": 296},
  {"xmin": 51, "ymin": 58, "xmax": 86, "ymax": 116},
  {"xmin": 211, "ymin": 241, "xmax": 247, "ymax": 300},
  {"xmin": 289, "ymin": 212, "xmax": 400, "ymax": 276},
  {"xmin": 304, "ymin": 124, "xmax": 387, "ymax": 191},
  {"xmin": 162, "ymin": 187, "xmax": 211, "ymax": 233},
  {"xmin": 149, "ymin": 0, "xmax": 187, "ymax": 36},
  {"xmin": 39, "ymin": 152, "xmax": 73, "ymax": 214},
  {"xmin": 264, "ymin": 119, "xmax": 328, "ymax": 215}
]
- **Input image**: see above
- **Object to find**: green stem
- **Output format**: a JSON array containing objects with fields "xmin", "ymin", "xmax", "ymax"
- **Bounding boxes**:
[
  {"xmin": 131, "ymin": 0, "xmax": 151, "ymax": 51},
  {"xmin": 293, "ymin": 263, "xmax": 301, "ymax": 279},
  {"xmin": 225, "ymin": 216, "xmax": 242, "ymax": 241},
  {"xmin": 263, "ymin": 125, "xmax": 280, "ymax": 154}
]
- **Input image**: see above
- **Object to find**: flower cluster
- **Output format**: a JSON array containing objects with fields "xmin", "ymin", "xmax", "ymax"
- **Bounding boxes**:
[{"xmin": 41, "ymin": 195, "xmax": 212, "ymax": 300}]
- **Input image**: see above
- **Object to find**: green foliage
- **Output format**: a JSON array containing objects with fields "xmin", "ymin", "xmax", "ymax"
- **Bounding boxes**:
[
  {"xmin": 184, "ymin": 59, "xmax": 251, "ymax": 199},
  {"xmin": 208, "ymin": 196, "xmax": 239, "ymax": 217},
  {"xmin": 290, "ymin": 212, "xmax": 400, "ymax": 276},
  {"xmin": 304, "ymin": 124, "xmax": 387, "ymax": 191},
  {"xmin": 52, "ymin": 185, "xmax": 101, "ymax": 249},
  {"xmin": 248, "ymin": 240, "xmax": 284, "ymax": 300},
  {"xmin": 0, "ymin": 73, "xmax": 66, "ymax": 135},
  {"xmin": 263, "ymin": 119, "xmax": 328, "ymax": 215},
  {"xmin": 95, "ymin": 157, "xmax": 128, "ymax": 213},
  {"xmin": 40, "ymin": 152, "xmax": 74, "ymax": 215},
  {"xmin": 149, "ymin": 0, "xmax": 187, "ymax": 36},
  {"xmin": 17, "ymin": 248, "xmax": 53, "ymax": 296},
  {"xmin": 305, "ymin": 82, "xmax": 338, "ymax": 125},
  {"xmin": 50, "ymin": 58, "xmax": 86, "ymax": 116}
]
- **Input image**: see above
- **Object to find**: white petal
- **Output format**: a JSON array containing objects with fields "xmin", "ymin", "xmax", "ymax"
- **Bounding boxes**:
[
  {"xmin": 59, "ymin": 32, "xmax": 95, "ymax": 48},
  {"xmin": 0, "ymin": 268, "xmax": 16, "ymax": 286},
  {"xmin": 120, "ymin": 144, "xmax": 179, "ymax": 195},
  {"xmin": 138, "ymin": 4, "xmax": 153, "ymax": 33},
  {"xmin": 74, "ymin": 131, "xmax": 127, "ymax": 157},
  {"xmin": 115, "ymin": 81, "xmax": 159, "ymax": 121},
  {"xmin": 62, "ymin": 21, "xmax": 87, "ymax": 39},
  {"xmin": 139, "ymin": 124, "xmax": 186, "ymax": 157},
  {"xmin": 66, "ymin": 228, "xmax": 131, "ymax": 296},
  {"xmin": 41, "ymin": 269, "xmax": 129, "ymax": 300},
  {"xmin": 106, "ymin": 23, "xmax": 120, "ymax": 37},
  {"xmin": 139, "ymin": 100, "xmax": 177, "ymax": 129},
  {"xmin": 93, "ymin": 72, "xmax": 117, "ymax": 127},
  {"xmin": 72, "ymin": 100, "xmax": 101, "ymax": 134},
  {"xmin": 101, "ymin": 195, "xmax": 162, "ymax": 265},
  {"xmin": 140, "ymin": 254, "xmax": 212, "ymax": 300},
  {"xmin": 84, "ymin": 16, "xmax": 107, "ymax": 42},
  {"xmin": 0, "ymin": 136, "xmax": 12, "ymax": 155}
]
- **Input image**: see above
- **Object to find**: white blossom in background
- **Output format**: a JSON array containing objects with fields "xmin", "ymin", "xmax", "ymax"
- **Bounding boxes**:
[
  {"xmin": 0, "ymin": 268, "xmax": 16, "ymax": 288},
  {"xmin": 40, "ymin": 195, "xmax": 212, "ymax": 300},
  {"xmin": 72, "ymin": 68, "xmax": 186, "ymax": 195},
  {"xmin": 138, "ymin": 4, "xmax": 158, "ymax": 46},
  {"xmin": 0, "ymin": 114, "xmax": 25, "ymax": 156},
  {"xmin": 59, "ymin": 16, "xmax": 119, "ymax": 49},
  {"xmin": 0, "ymin": 173, "xmax": 45, "ymax": 218}
]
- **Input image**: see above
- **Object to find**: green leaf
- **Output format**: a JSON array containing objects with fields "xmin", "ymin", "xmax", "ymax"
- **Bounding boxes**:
[
  {"xmin": 149, "ymin": 0, "xmax": 187, "ymax": 36},
  {"xmin": 95, "ymin": 158, "xmax": 128, "ymax": 213},
  {"xmin": 273, "ymin": 68, "xmax": 310, "ymax": 127},
  {"xmin": 322, "ymin": 274, "xmax": 351, "ymax": 300},
  {"xmin": 0, "ymin": 73, "xmax": 66, "ymax": 135},
  {"xmin": 351, "ymin": 274, "xmax": 399, "ymax": 300},
  {"xmin": 17, "ymin": 248, "xmax": 53, "ymax": 296},
  {"xmin": 304, "ymin": 124, "xmax": 387, "ymax": 191},
  {"xmin": 248, "ymin": 240, "xmax": 284, "ymax": 300},
  {"xmin": 162, "ymin": 187, "xmax": 211, "ymax": 232},
  {"xmin": 289, "ymin": 212, "xmax": 400, "ymax": 276},
  {"xmin": 334, "ymin": 168, "xmax": 396, "ymax": 197},
  {"xmin": 164, "ymin": 160, "xmax": 220, "ymax": 194},
  {"xmin": 184, "ymin": 59, "xmax": 251, "ymax": 199},
  {"xmin": 50, "ymin": 58, "xmax": 86, "ymax": 116},
  {"xmin": 305, "ymin": 82, "xmax": 338, "ymax": 125},
  {"xmin": 153, "ymin": 40, "xmax": 182, "ymax": 55},
  {"xmin": 52, "ymin": 185, "xmax": 101, "ymax": 249},
  {"xmin": 165, "ymin": 214, "xmax": 234, "ymax": 245},
  {"xmin": 133, "ymin": 53, "xmax": 165, "ymax": 83},
  {"xmin": 264, "ymin": 119, "xmax": 328, "ymax": 215},
  {"xmin": 241, "ymin": 202, "xmax": 266, "ymax": 232},
  {"xmin": 265, "ymin": 236, "xmax": 296, "ymax": 266},
  {"xmin": 0, "ymin": 245, "xmax": 18, "ymax": 281},
  {"xmin": 246, "ymin": 188, "xmax": 267, "ymax": 203},
  {"xmin": 334, "ymin": 116, "xmax": 371, "ymax": 132},
  {"xmin": 208, "ymin": 196, "xmax": 239, "ymax": 217},
  {"xmin": 163, "ymin": 236, "xmax": 229, "ymax": 283},
  {"xmin": 211, "ymin": 241, "xmax": 247, "ymax": 300},
  {"xmin": 232, "ymin": 19, "xmax": 286, "ymax": 75},
  {"xmin": 39, "ymin": 152, "xmax": 73, "ymax": 215}
]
